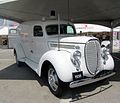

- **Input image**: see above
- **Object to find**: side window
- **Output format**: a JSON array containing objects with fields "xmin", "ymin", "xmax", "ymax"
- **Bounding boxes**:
[
  {"xmin": 46, "ymin": 25, "xmax": 58, "ymax": 35},
  {"xmin": 34, "ymin": 26, "xmax": 43, "ymax": 37},
  {"xmin": 67, "ymin": 26, "xmax": 74, "ymax": 34}
]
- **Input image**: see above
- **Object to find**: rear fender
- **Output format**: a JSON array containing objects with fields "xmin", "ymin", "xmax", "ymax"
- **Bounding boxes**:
[{"xmin": 14, "ymin": 43, "xmax": 26, "ymax": 62}]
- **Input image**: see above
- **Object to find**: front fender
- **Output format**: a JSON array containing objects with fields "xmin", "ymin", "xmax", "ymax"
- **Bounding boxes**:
[
  {"xmin": 39, "ymin": 50, "xmax": 76, "ymax": 82},
  {"xmin": 103, "ymin": 54, "xmax": 114, "ymax": 70}
]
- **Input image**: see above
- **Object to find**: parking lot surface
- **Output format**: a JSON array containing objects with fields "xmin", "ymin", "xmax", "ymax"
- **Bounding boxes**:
[{"xmin": 0, "ymin": 49, "xmax": 120, "ymax": 103}]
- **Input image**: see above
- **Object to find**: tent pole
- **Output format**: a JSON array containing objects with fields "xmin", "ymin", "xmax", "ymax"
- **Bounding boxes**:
[
  {"xmin": 110, "ymin": 27, "xmax": 113, "ymax": 53},
  {"xmin": 58, "ymin": 14, "xmax": 60, "ymax": 51}
]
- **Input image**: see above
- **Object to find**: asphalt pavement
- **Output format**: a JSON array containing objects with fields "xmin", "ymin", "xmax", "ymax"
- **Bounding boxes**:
[{"xmin": 0, "ymin": 49, "xmax": 120, "ymax": 103}]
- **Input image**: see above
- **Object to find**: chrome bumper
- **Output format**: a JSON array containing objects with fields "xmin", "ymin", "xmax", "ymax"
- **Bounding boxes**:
[{"xmin": 69, "ymin": 72, "xmax": 115, "ymax": 88}]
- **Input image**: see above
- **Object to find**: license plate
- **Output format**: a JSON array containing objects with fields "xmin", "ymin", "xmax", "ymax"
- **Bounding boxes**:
[{"xmin": 73, "ymin": 71, "xmax": 83, "ymax": 80}]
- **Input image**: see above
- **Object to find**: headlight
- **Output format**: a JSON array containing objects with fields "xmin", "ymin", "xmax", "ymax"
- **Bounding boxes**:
[{"xmin": 71, "ymin": 51, "xmax": 81, "ymax": 70}]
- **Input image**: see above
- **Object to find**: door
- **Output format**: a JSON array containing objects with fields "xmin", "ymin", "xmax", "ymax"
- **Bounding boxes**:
[
  {"xmin": 19, "ymin": 24, "xmax": 33, "ymax": 59},
  {"xmin": 30, "ymin": 25, "xmax": 48, "ymax": 63}
]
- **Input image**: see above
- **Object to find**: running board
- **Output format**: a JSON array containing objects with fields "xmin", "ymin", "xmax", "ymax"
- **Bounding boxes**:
[{"xmin": 25, "ymin": 58, "xmax": 38, "ymax": 73}]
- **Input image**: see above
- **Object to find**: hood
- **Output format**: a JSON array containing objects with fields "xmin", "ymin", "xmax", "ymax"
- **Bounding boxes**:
[
  {"xmin": 60, "ymin": 36, "xmax": 97, "ymax": 44},
  {"xmin": 48, "ymin": 36, "xmax": 97, "ymax": 44}
]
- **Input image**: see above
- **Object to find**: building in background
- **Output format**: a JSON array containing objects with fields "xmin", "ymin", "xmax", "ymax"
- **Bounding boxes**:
[
  {"xmin": 0, "ymin": 18, "xmax": 19, "ymax": 48},
  {"xmin": 74, "ymin": 24, "xmax": 111, "ymax": 41},
  {"xmin": 75, "ymin": 24, "xmax": 111, "ymax": 33},
  {"xmin": 112, "ymin": 27, "xmax": 120, "ymax": 52},
  {"xmin": 0, "ymin": 19, "xmax": 120, "ymax": 52},
  {"xmin": 74, "ymin": 24, "xmax": 120, "ymax": 53}
]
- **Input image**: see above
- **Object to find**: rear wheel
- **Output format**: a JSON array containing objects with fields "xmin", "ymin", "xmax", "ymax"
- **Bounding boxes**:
[
  {"xmin": 14, "ymin": 51, "xmax": 22, "ymax": 67},
  {"xmin": 48, "ymin": 65, "xmax": 63, "ymax": 97}
]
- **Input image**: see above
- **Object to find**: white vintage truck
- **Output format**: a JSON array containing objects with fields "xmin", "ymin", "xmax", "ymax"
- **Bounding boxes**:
[{"xmin": 13, "ymin": 19, "xmax": 115, "ymax": 97}]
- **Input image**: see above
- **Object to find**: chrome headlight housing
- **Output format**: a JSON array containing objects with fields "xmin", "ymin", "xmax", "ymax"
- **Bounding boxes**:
[
  {"xmin": 73, "ymin": 51, "xmax": 81, "ymax": 60},
  {"xmin": 101, "ymin": 47, "xmax": 109, "ymax": 63},
  {"xmin": 101, "ymin": 40, "xmax": 110, "ymax": 54},
  {"xmin": 71, "ymin": 51, "xmax": 81, "ymax": 70}
]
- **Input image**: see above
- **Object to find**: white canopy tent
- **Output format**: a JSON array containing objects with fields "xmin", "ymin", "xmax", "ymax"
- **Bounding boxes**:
[{"xmin": 0, "ymin": 0, "xmax": 120, "ymax": 28}]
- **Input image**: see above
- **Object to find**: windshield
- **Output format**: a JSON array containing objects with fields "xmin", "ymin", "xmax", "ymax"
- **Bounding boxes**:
[{"xmin": 46, "ymin": 24, "xmax": 76, "ymax": 35}]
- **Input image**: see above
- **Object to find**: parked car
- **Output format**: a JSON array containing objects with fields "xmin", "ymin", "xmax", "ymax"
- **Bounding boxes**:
[{"xmin": 13, "ymin": 20, "xmax": 115, "ymax": 97}]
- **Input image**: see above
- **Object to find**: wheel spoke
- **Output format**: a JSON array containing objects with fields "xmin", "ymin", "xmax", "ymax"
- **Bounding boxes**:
[
  {"xmin": 52, "ymin": 81, "xmax": 58, "ymax": 90},
  {"xmin": 48, "ymin": 68, "xmax": 59, "ymax": 92}
]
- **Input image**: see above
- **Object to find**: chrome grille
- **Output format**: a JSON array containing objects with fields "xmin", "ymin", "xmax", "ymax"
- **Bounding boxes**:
[{"xmin": 85, "ymin": 40, "xmax": 101, "ymax": 75}]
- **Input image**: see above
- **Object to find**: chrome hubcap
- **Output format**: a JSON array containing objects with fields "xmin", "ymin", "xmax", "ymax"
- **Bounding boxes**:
[{"xmin": 48, "ymin": 68, "xmax": 58, "ymax": 92}]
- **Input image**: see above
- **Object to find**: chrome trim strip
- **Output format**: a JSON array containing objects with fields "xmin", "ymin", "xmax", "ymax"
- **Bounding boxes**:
[
  {"xmin": 48, "ymin": 41, "xmax": 86, "ymax": 44},
  {"xmin": 69, "ymin": 72, "xmax": 115, "ymax": 88},
  {"xmin": 50, "ymin": 43, "xmax": 75, "ymax": 49}
]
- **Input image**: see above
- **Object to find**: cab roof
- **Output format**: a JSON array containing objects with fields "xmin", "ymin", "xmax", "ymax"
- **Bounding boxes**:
[{"xmin": 21, "ymin": 20, "xmax": 73, "ymax": 26}]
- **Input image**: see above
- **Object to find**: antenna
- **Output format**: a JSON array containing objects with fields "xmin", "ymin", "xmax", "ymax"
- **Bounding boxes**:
[{"xmin": 58, "ymin": 14, "xmax": 60, "ymax": 51}]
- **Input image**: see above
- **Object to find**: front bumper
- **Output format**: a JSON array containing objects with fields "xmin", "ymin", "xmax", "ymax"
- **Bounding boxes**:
[{"xmin": 69, "ymin": 71, "xmax": 115, "ymax": 88}]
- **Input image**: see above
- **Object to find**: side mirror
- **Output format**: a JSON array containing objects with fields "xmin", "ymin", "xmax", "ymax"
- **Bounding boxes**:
[{"xmin": 9, "ymin": 29, "xmax": 17, "ymax": 35}]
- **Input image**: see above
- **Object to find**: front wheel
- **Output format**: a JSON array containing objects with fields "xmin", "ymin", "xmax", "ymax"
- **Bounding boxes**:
[{"xmin": 48, "ymin": 65, "xmax": 63, "ymax": 97}]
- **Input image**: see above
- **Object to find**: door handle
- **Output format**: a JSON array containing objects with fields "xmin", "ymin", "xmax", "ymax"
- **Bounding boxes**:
[{"xmin": 30, "ymin": 50, "xmax": 33, "ymax": 53}]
